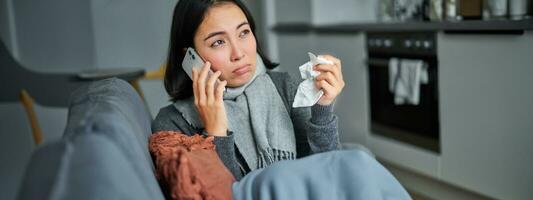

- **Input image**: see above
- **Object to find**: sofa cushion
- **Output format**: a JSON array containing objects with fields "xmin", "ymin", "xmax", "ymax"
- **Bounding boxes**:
[
  {"xmin": 64, "ymin": 78, "xmax": 152, "ymax": 155},
  {"xmin": 19, "ymin": 133, "xmax": 154, "ymax": 200}
]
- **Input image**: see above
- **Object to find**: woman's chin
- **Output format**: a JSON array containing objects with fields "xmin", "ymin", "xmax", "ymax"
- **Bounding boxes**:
[
  {"xmin": 227, "ymin": 73, "xmax": 253, "ymax": 87},
  {"xmin": 227, "ymin": 79, "xmax": 247, "ymax": 88}
]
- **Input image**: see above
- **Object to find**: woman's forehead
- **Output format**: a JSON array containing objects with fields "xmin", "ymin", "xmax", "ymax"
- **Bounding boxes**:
[{"xmin": 198, "ymin": 3, "xmax": 248, "ymax": 34}]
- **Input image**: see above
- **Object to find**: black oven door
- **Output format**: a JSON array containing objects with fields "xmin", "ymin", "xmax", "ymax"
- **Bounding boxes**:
[{"xmin": 367, "ymin": 56, "xmax": 440, "ymax": 153}]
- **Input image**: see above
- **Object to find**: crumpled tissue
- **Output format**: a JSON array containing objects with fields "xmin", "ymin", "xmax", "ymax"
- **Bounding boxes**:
[{"xmin": 292, "ymin": 52, "xmax": 334, "ymax": 108}]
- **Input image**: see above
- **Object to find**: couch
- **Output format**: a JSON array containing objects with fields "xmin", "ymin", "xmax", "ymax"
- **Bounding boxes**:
[
  {"xmin": 16, "ymin": 78, "xmax": 408, "ymax": 200},
  {"xmin": 17, "ymin": 78, "xmax": 166, "ymax": 200}
]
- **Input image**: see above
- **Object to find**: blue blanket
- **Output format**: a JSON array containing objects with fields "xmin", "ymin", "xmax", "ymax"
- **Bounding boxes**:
[{"xmin": 232, "ymin": 149, "xmax": 411, "ymax": 200}]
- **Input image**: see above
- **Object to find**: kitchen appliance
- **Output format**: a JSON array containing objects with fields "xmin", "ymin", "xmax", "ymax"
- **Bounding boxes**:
[{"xmin": 366, "ymin": 32, "xmax": 440, "ymax": 153}]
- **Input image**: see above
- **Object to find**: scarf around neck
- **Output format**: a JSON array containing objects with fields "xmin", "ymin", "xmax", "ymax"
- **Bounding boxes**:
[{"xmin": 173, "ymin": 54, "xmax": 296, "ymax": 171}]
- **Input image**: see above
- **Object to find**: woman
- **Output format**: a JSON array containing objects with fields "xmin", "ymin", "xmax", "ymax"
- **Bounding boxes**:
[{"xmin": 152, "ymin": 0, "xmax": 345, "ymax": 180}]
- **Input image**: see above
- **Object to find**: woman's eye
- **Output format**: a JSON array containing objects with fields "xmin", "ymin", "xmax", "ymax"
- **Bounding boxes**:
[
  {"xmin": 239, "ymin": 29, "xmax": 251, "ymax": 38},
  {"xmin": 211, "ymin": 40, "xmax": 225, "ymax": 47}
]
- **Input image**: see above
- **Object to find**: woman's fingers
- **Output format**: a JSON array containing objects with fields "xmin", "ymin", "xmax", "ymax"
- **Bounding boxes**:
[
  {"xmin": 314, "ymin": 63, "xmax": 341, "ymax": 81},
  {"xmin": 206, "ymin": 70, "xmax": 222, "ymax": 103},
  {"xmin": 196, "ymin": 62, "xmax": 211, "ymax": 105},
  {"xmin": 190, "ymin": 61, "xmax": 228, "ymax": 136},
  {"xmin": 192, "ymin": 68, "xmax": 199, "ymax": 106},
  {"xmin": 215, "ymin": 80, "xmax": 227, "ymax": 102},
  {"xmin": 321, "ymin": 55, "xmax": 341, "ymax": 69},
  {"xmin": 318, "ymin": 55, "xmax": 343, "ymax": 80},
  {"xmin": 193, "ymin": 61, "xmax": 226, "ymax": 107},
  {"xmin": 315, "ymin": 71, "xmax": 338, "ymax": 88},
  {"xmin": 314, "ymin": 55, "xmax": 345, "ymax": 105},
  {"xmin": 316, "ymin": 80, "xmax": 336, "ymax": 98}
]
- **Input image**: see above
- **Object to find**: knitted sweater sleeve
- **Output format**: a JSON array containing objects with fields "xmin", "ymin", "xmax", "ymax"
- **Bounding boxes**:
[
  {"xmin": 270, "ymin": 72, "xmax": 341, "ymax": 158},
  {"xmin": 151, "ymin": 105, "xmax": 244, "ymax": 180}
]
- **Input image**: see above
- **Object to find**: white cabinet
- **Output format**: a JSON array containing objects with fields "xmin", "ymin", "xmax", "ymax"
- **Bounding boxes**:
[{"xmin": 437, "ymin": 31, "xmax": 533, "ymax": 200}]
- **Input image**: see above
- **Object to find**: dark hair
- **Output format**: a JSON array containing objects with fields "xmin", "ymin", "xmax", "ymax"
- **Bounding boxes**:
[{"xmin": 164, "ymin": 0, "xmax": 277, "ymax": 102}]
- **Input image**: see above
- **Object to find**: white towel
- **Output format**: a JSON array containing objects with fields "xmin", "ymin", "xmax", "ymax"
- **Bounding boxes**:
[
  {"xmin": 292, "ymin": 52, "xmax": 334, "ymax": 108},
  {"xmin": 388, "ymin": 58, "xmax": 428, "ymax": 105}
]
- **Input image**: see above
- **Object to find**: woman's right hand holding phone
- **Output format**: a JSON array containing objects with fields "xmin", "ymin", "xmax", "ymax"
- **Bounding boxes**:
[{"xmin": 192, "ymin": 62, "xmax": 228, "ymax": 136}]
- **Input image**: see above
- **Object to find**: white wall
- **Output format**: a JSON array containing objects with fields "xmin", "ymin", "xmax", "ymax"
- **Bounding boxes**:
[
  {"xmin": 0, "ymin": 0, "xmax": 16, "ymax": 57},
  {"xmin": 274, "ymin": 0, "xmax": 312, "ymax": 24},
  {"xmin": 90, "ymin": 0, "xmax": 174, "ymax": 69},
  {"xmin": 89, "ymin": 0, "xmax": 177, "ymax": 117},
  {"xmin": 13, "ymin": 0, "xmax": 96, "ymax": 73}
]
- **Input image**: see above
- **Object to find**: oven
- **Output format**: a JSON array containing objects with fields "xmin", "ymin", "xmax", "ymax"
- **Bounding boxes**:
[{"xmin": 366, "ymin": 32, "xmax": 440, "ymax": 153}]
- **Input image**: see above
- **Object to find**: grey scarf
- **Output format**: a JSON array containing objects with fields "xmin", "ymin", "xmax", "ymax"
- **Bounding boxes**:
[{"xmin": 173, "ymin": 55, "xmax": 296, "ymax": 170}]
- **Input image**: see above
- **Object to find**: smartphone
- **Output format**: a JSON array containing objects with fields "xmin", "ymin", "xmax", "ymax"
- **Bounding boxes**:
[{"xmin": 182, "ymin": 47, "xmax": 211, "ymax": 79}]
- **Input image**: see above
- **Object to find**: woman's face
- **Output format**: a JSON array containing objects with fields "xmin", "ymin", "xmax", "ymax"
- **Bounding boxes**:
[{"xmin": 193, "ymin": 2, "xmax": 257, "ymax": 87}]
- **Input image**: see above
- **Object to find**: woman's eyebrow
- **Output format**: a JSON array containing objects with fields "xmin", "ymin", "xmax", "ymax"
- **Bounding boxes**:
[
  {"xmin": 236, "ymin": 22, "xmax": 249, "ymax": 29},
  {"xmin": 204, "ymin": 31, "xmax": 225, "ymax": 41},
  {"xmin": 203, "ymin": 22, "xmax": 249, "ymax": 41}
]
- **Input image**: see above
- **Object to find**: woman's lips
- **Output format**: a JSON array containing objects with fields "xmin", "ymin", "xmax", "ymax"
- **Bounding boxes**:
[{"xmin": 232, "ymin": 64, "xmax": 251, "ymax": 76}]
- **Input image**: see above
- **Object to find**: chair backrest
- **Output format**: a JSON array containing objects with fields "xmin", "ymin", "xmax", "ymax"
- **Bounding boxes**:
[{"xmin": 0, "ymin": 41, "xmax": 84, "ymax": 107}]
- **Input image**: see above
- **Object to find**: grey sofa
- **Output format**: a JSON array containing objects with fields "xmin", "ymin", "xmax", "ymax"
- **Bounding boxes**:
[{"xmin": 17, "ymin": 78, "xmax": 165, "ymax": 200}]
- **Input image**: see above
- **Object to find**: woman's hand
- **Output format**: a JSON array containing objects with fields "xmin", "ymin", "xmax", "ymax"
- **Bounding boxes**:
[
  {"xmin": 192, "ymin": 62, "xmax": 228, "ymax": 136},
  {"xmin": 314, "ymin": 55, "xmax": 345, "ymax": 106}
]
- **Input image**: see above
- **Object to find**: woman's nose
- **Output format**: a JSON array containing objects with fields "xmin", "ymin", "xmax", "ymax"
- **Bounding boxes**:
[{"xmin": 230, "ymin": 43, "xmax": 245, "ymax": 62}]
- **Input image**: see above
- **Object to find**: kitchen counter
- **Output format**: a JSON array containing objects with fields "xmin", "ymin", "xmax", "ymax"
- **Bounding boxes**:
[{"xmin": 273, "ymin": 19, "xmax": 533, "ymax": 34}]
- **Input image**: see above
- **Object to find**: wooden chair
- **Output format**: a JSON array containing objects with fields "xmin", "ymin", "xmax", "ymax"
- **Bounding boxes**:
[
  {"xmin": 3, "ymin": 39, "xmax": 166, "ymax": 144},
  {"xmin": 143, "ymin": 64, "xmax": 166, "ymax": 80},
  {"xmin": 128, "ymin": 64, "xmax": 166, "ymax": 100},
  {"xmin": 19, "ymin": 89, "xmax": 43, "ymax": 145},
  {"xmin": 2, "ymin": 40, "xmax": 87, "ymax": 146}
]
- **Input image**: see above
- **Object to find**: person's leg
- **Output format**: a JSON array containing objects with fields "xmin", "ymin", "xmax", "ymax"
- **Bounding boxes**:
[{"xmin": 232, "ymin": 149, "xmax": 411, "ymax": 200}]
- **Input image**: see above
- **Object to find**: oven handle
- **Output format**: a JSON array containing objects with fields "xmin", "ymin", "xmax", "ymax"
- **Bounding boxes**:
[{"xmin": 366, "ymin": 58, "xmax": 389, "ymax": 68}]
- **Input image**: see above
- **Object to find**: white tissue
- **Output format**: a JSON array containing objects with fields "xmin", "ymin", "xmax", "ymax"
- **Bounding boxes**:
[{"xmin": 292, "ymin": 52, "xmax": 334, "ymax": 108}]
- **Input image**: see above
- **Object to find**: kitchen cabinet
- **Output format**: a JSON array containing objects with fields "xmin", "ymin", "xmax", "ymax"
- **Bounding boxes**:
[{"xmin": 437, "ymin": 32, "xmax": 533, "ymax": 200}]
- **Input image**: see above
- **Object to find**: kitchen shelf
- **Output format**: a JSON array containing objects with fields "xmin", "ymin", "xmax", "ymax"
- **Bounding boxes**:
[{"xmin": 273, "ymin": 19, "xmax": 533, "ymax": 34}]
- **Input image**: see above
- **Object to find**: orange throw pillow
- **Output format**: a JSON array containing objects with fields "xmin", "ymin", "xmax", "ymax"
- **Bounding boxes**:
[{"xmin": 149, "ymin": 131, "xmax": 235, "ymax": 200}]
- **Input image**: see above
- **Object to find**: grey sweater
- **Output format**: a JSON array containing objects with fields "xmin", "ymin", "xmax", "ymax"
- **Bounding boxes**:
[{"xmin": 151, "ymin": 71, "xmax": 340, "ymax": 180}]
